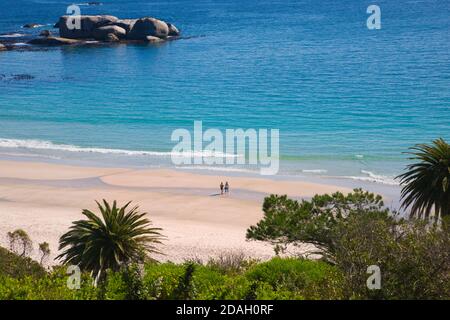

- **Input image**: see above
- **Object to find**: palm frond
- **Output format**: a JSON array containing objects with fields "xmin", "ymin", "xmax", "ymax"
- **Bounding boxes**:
[
  {"xmin": 397, "ymin": 138, "xmax": 450, "ymax": 220},
  {"xmin": 56, "ymin": 200, "xmax": 164, "ymax": 280}
]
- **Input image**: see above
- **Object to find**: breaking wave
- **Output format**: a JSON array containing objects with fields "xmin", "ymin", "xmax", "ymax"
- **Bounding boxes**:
[{"xmin": 0, "ymin": 138, "xmax": 238, "ymax": 158}]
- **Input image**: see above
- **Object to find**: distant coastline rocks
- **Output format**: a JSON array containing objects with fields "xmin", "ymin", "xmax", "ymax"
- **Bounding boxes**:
[
  {"xmin": 0, "ymin": 15, "xmax": 182, "ymax": 50},
  {"xmin": 44, "ymin": 15, "xmax": 181, "ymax": 45},
  {"xmin": 39, "ymin": 30, "xmax": 52, "ymax": 37},
  {"xmin": 23, "ymin": 23, "xmax": 43, "ymax": 29},
  {"xmin": 127, "ymin": 17, "xmax": 169, "ymax": 39},
  {"xmin": 28, "ymin": 37, "xmax": 82, "ymax": 46},
  {"xmin": 58, "ymin": 15, "xmax": 119, "ymax": 39},
  {"xmin": 167, "ymin": 23, "xmax": 180, "ymax": 37},
  {"xmin": 92, "ymin": 25, "xmax": 126, "ymax": 41}
]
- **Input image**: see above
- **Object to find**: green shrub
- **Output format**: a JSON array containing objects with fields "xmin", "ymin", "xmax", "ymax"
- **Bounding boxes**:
[
  {"xmin": 252, "ymin": 282, "xmax": 304, "ymax": 300},
  {"xmin": 192, "ymin": 266, "xmax": 251, "ymax": 300},
  {"xmin": 245, "ymin": 258, "xmax": 343, "ymax": 299},
  {"xmin": 0, "ymin": 246, "xmax": 46, "ymax": 279},
  {"xmin": 333, "ymin": 215, "xmax": 450, "ymax": 299},
  {"xmin": 0, "ymin": 267, "xmax": 98, "ymax": 300},
  {"xmin": 103, "ymin": 270, "xmax": 129, "ymax": 300},
  {"xmin": 141, "ymin": 262, "xmax": 251, "ymax": 300},
  {"xmin": 205, "ymin": 252, "xmax": 258, "ymax": 275},
  {"xmin": 142, "ymin": 262, "xmax": 186, "ymax": 299},
  {"xmin": 247, "ymin": 188, "xmax": 450, "ymax": 300},
  {"xmin": 247, "ymin": 189, "xmax": 389, "ymax": 261}
]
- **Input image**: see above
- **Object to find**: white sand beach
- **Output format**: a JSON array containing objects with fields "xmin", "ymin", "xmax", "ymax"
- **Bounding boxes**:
[{"xmin": 0, "ymin": 160, "xmax": 352, "ymax": 265}]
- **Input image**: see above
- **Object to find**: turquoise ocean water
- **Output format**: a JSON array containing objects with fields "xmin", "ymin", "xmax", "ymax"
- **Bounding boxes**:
[{"xmin": 0, "ymin": 0, "xmax": 449, "ymax": 186}]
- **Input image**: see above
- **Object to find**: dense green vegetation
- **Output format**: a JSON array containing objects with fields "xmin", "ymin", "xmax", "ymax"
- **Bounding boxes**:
[
  {"xmin": 247, "ymin": 189, "xmax": 450, "ymax": 299},
  {"xmin": 1, "ymin": 202, "xmax": 448, "ymax": 300},
  {"xmin": 0, "ymin": 255, "xmax": 343, "ymax": 300},
  {"xmin": 0, "ymin": 246, "xmax": 46, "ymax": 279}
]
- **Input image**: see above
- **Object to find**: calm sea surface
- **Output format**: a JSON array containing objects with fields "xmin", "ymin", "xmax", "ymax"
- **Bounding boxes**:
[{"xmin": 0, "ymin": 0, "xmax": 449, "ymax": 185}]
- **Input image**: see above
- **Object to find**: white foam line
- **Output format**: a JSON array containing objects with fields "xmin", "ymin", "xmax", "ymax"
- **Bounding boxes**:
[
  {"xmin": 335, "ymin": 170, "xmax": 399, "ymax": 186},
  {"xmin": 0, "ymin": 138, "xmax": 238, "ymax": 159},
  {"xmin": 0, "ymin": 33, "xmax": 27, "ymax": 38},
  {"xmin": 176, "ymin": 166, "xmax": 257, "ymax": 174},
  {"xmin": 301, "ymin": 169, "xmax": 328, "ymax": 174}
]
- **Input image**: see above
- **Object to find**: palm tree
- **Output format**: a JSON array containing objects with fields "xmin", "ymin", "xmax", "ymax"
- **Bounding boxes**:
[
  {"xmin": 57, "ymin": 200, "xmax": 164, "ymax": 282},
  {"xmin": 397, "ymin": 138, "xmax": 450, "ymax": 220}
]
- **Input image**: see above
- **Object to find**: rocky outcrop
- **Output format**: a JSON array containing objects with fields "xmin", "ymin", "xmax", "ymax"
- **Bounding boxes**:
[
  {"xmin": 18, "ymin": 15, "xmax": 181, "ymax": 48},
  {"xmin": 104, "ymin": 33, "xmax": 120, "ymax": 42},
  {"xmin": 126, "ymin": 18, "xmax": 169, "ymax": 40},
  {"xmin": 28, "ymin": 37, "xmax": 81, "ymax": 46},
  {"xmin": 167, "ymin": 23, "xmax": 180, "ymax": 36},
  {"xmin": 40, "ymin": 30, "xmax": 52, "ymax": 37},
  {"xmin": 145, "ymin": 36, "xmax": 164, "ymax": 43},
  {"xmin": 0, "ymin": 43, "xmax": 7, "ymax": 51},
  {"xmin": 58, "ymin": 15, "xmax": 119, "ymax": 39},
  {"xmin": 93, "ymin": 25, "xmax": 126, "ymax": 40},
  {"xmin": 0, "ymin": 74, "xmax": 35, "ymax": 81},
  {"xmin": 107, "ymin": 19, "xmax": 137, "ymax": 33},
  {"xmin": 23, "ymin": 23, "xmax": 42, "ymax": 29},
  {"xmin": 12, "ymin": 74, "xmax": 35, "ymax": 80}
]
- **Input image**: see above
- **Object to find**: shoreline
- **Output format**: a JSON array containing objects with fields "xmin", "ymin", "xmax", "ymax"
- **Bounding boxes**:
[
  {"xmin": 0, "ymin": 147, "xmax": 400, "ymax": 192},
  {"xmin": 0, "ymin": 159, "xmax": 360, "ymax": 265}
]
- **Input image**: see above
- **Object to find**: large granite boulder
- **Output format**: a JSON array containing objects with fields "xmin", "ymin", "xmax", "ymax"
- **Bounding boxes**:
[
  {"xmin": 93, "ymin": 25, "xmax": 126, "ymax": 40},
  {"xmin": 105, "ymin": 33, "xmax": 120, "ymax": 42},
  {"xmin": 167, "ymin": 23, "xmax": 180, "ymax": 36},
  {"xmin": 145, "ymin": 36, "xmax": 164, "ymax": 43},
  {"xmin": 108, "ymin": 19, "xmax": 137, "ymax": 33},
  {"xmin": 23, "ymin": 23, "xmax": 42, "ymax": 28},
  {"xmin": 58, "ymin": 15, "xmax": 118, "ymax": 39},
  {"xmin": 28, "ymin": 36, "xmax": 81, "ymax": 46},
  {"xmin": 40, "ymin": 30, "xmax": 52, "ymax": 37},
  {"xmin": 127, "ymin": 17, "xmax": 169, "ymax": 40}
]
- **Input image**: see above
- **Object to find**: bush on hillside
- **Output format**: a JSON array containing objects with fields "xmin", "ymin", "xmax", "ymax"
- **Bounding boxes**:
[
  {"xmin": 333, "ymin": 214, "xmax": 450, "ymax": 299},
  {"xmin": 0, "ymin": 246, "xmax": 46, "ymax": 279},
  {"xmin": 246, "ymin": 190, "xmax": 450, "ymax": 299},
  {"xmin": 246, "ymin": 188, "xmax": 389, "ymax": 261}
]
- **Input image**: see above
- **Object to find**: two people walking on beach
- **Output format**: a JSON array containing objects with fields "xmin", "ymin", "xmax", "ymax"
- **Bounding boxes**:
[{"xmin": 220, "ymin": 182, "xmax": 229, "ymax": 195}]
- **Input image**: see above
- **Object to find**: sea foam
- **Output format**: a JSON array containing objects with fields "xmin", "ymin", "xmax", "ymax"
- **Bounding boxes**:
[
  {"xmin": 301, "ymin": 169, "xmax": 328, "ymax": 174},
  {"xmin": 0, "ymin": 138, "xmax": 237, "ymax": 158},
  {"xmin": 341, "ymin": 170, "xmax": 399, "ymax": 185}
]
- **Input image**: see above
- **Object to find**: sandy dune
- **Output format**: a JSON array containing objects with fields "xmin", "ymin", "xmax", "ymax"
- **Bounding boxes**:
[{"xmin": 0, "ymin": 160, "xmax": 350, "ymax": 265}]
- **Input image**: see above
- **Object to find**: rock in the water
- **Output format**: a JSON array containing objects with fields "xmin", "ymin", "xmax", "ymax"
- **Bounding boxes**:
[
  {"xmin": 12, "ymin": 74, "xmax": 35, "ymax": 81},
  {"xmin": 108, "ymin": 19, "xmax": 137, "ymax": 33},
  {"xmin": 105, "ymin": 33, "xmax": 120, "ymax": 42},
  {"xmin": 88, "ymin": 2, "xmax": 102, "ymax": 5},
  {"xmin": 58, "ymin": 15, "xmax": 118, "ymax": 39},
  {"xmin": 40, "ymin": 30, "xmax": 52, "ymax": 37},
  {"xmin": 167, "ymin": 23, "xmax": 180, "ymax": 36},
  {"xmin": 28, "ymin": 36, "xmax": 81, "ymax": 46},
  {"xmin": 93, "ymin": 25, "xmax": 126, "ymax": 40},
  {"xmin": 23, "ymin": 23, "xmax": 42, "ymax": 29},
  {"xmin": 127, "ymin": 17, "xmax": 169, "ymax": 40},
  {"xmin": 0, "ymin": 43, "xmax": 7, "ymax": 51},
  {"xmin": 145, "ymin": 36, "xmax": 164, "ymax": 43}
]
